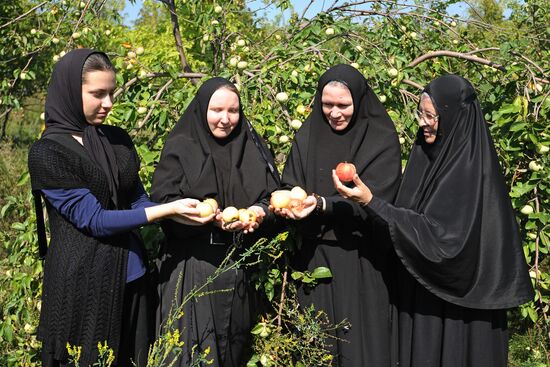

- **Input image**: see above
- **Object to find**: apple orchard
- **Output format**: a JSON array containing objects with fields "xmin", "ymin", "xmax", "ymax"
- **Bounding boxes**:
[{"xmin": 0, "ymin": 0, "xmax": 549, "ymax": 366}]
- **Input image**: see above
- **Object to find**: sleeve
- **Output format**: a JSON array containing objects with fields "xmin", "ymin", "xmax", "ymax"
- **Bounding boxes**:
[
  {"xmin": 42, "ymin": 188, "xmax": 150, "ymax": 237},
  {"xmin": 130, "ymin": 181, "xmax": 156, "ymax": 209}
]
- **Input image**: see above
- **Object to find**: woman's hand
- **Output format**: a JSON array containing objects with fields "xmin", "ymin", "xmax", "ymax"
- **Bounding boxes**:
[
  {"xmin": 214, "ymin": 205, "xmax": 266, "ymax": 234},
  {"xmin": 332, "ymin": 170, "xmax": 373, "ymax": 206},
  {"xmin": 168, "ymin": 198, "xmax": 216, "ymax": 226},
  {"xmin": 271, "ymin": 195, "xmax": 317, "ymax": 220}
]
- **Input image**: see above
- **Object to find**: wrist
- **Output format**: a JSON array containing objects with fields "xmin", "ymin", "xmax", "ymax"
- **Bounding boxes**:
[{"xmin": 312, "ymin": 193, "xmax": 325, "ymax": 214}]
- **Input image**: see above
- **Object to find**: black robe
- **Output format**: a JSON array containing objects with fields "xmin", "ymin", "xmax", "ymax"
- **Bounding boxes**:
[
  {"xmin": 281, "ymin": 64, "xmax": 401, "ymax": 366},
  {"xmin": 364, "ymin": 75, "xmax": 534, "ymax": 366},
  {"xmin": 151, "ymin": 78, "xmax": 280, "ymax": 367}
]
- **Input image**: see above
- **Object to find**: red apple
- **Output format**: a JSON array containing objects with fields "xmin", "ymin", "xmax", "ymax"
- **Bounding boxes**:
[{"xmin": 335, "ymin": 162, "xmax": 356, "ymax": 182}]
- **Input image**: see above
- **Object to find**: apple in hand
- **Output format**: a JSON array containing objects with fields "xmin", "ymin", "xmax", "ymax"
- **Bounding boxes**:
[
  {"xmin": 270, "ymin": 190, "xmax": 291, "ymax": 209},
  {"xmin": 290, "ymin": 186, "xmax": 308, "ymax": 201},
  {"xmin": 238, "ymin": 208, "xmax": 257, "ymax": 223},
  {"xmin": 222, "ymin": 206, "xmax": 240, "ymax": 222},
  {"xmin": 335, "ymin": 162, "xmax": 357, "ymax": 182},
  {"xmin": 197, "ymin": 202, "xmax": 214, "ymax": 218},
  {"xmin": 203, "ymin": 198, "xmax": 219, "ymax": 212}
]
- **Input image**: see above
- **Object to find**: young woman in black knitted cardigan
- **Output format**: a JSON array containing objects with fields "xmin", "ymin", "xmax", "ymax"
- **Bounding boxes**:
[{"xmin": 28, "ymin": 49, "xmax": 213, "ymax": 367}]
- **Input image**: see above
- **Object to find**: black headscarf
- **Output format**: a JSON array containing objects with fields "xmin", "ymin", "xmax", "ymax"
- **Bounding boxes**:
[
  {"xmin": 283, "ymin": 64, "xmax": 401, "ymax": 202},
  {"xmin": 33, "ymin": 49, "xmax": 121, "ymax": 258},
  {"xmin": 389, "ymin": 74, "xmax": 533, "ymax": 308},
  {"xmin": 150, "ymin": 77, "xmax": 279, "ymax": 210},
  {"xmin": 42, "ymin": 48, "xmax": 120, "ymax": 206}
]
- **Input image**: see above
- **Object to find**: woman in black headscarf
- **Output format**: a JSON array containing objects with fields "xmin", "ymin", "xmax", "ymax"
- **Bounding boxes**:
[
  {"xmin": 334, "ymin": 74, "xmax": 534, "ymax": 366},
  {"xmin": 28, "ymin": 49, "xmax": 212, "ymax": 367},
  {"xmin": 151, "ymin": 77, "xmax": 280, "ymax": 367},
  {"xmin": 275, "ymin": 64, "xmax": 402, "ymax": 366}
]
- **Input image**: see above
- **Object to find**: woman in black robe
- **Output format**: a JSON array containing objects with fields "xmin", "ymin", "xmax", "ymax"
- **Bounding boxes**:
[
  {"xmin": 334, "ymin": 74, "xmax": 534, "ymax": 366},
  {"xmin": 28, "ymin": 49, "xmax": 212, "ymax": 367},
  {"xmin": 276, "ymin": 64, "xmax": 402, "ymax": 366},
  {"xmin": 151, "ymin": 77, "xmax": 280, "ymax": 367}
]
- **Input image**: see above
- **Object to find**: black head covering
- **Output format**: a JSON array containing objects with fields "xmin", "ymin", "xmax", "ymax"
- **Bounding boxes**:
[
  {"xmin": 33, "ymin": 49, "xmax": 121, "ymax": 258},
  {"xmin": 151, "ymin": 77, "xmax": 279, "ymax": 210},
  {"xmin": 283, "ymin": 64, "xmax": 401, "ymax": 201},
  {"xmin": 390, "ymin": 74, "xmax": 533, "ymax": 308},
  {"xmin": 42, "ymin": 48, "xmax": 120, "ymax": 206}
]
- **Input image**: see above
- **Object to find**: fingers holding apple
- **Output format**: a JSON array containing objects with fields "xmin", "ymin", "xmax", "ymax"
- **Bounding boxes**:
[
  {"xmin": 171, "ymin": 198, "xmax": 215, "ymax": 225},
  {"xmin": 332, "ymin": 170, "xmax": 373, "ymax": 205}
]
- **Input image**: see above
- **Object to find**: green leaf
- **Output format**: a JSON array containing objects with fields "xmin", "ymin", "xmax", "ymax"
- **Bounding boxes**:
[
  {"xmin": 311, "ymin": 266, "xmax": 333, "ymax": 279},
  {"xmin": 291, "ymin": 271, "xmax": 303, "ymax": 280},
  {"xmin": 527, "ymin": 306, "xmax": 538, "ymax": 322}
]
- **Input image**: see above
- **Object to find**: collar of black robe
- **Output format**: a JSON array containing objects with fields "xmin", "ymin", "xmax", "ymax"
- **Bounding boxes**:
[
  {"xmin": 300, "ymin": 64, "xmax": 400, "ymax": 197},
  {"xmin": 392, "ymin": 74, "xmax": 533, "ymax": 307},
  {"xmin": 42, "ymin": 48, "xmax": 120, "ymax": 208},
  {"xmin": 155, "ymin": 77, "xmax": 278, "ymax": 209}
]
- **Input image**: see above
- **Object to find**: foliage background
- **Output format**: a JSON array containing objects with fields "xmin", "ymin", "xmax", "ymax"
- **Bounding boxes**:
[{"xmin": 0, "ymin": 0, "xmax": 548, "ymax": 366}]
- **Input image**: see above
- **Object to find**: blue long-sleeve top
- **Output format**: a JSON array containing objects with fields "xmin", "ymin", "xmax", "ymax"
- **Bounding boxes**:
[{"xmin": 42, "ymin": 182, "xmax": 155, "ymax": 283}]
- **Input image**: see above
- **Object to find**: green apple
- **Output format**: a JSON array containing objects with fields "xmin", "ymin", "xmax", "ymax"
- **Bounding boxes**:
[
  {"xmin": 229, "ymin": 57, "xmax": 239, "ymax": 67},
  {"xmin": 276, "ymin": 92, "xmax": 289, "ymax": 102},
  {"xmin": 290, "ymin": 119, "xmax": 302, "ymax": 130},
  {"xmin": 520, "ymin": 205, "xmax": 534, "ymax": 215}
]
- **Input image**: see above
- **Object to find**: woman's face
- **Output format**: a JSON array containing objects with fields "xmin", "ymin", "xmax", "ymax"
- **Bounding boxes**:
[
  {"xmin": 207, "ymin": 87, "xmax": 240, "ymax": 138},
  {"xmin": 321, "ymin": 83, "xmax": 354, "ymax": 131},
  {"xmin": 81, "ymin": 70, "xmax": 115, "ymax": 125},
  {"xmin": 417, "ymin": 96, "xmax": 439, "ymax": 144}
]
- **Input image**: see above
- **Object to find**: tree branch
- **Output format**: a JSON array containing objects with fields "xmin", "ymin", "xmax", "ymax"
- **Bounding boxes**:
[
  {"xmin": 160, "ymin": 0, "xmax": 199, "ymax": 85},
  {"xmin": 138, "ymin": 79, "xmax": 174, "ymax": 129},
  {"xmin": 402, "ymin": 79, "xmax": 423, "ymax": 90},
  {"xmin": 113, "ymin": 72, "xmax": 205, "ymax": 99},
  {"xmin": 408, "ymin": 50, "xmax": 507, "ymax": 71},
  {"xmin": 0, "ymin": 1, "xmax": 48, "ymax": 30}
]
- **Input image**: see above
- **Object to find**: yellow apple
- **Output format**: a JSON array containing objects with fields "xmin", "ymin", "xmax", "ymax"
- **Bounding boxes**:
[
  {"xmin": 222, "ymin": 206, "xmax": 239, "ymax": 222},
  {"xmin": 290, "ymin": 186, "xmax": 307, "ymax": 201},
  {"xmin": 197, "ymin": 202, "xmax": 214, "ymax": 217},
  {"xmin": 239, "ymin": 208, "xmax": 257, "ymax": 223},
  {"xmin": 203, "ymin": 198, "xmax": 219, "ymax": 212},
  {"xmin": 270, "ymin": 191, "xmax": 291, "ymax": 209}
]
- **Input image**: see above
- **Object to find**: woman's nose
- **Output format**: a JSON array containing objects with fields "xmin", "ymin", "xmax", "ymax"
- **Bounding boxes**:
[{"xmin": 102, "ymin": 95, "xmax": 113, "ymax": 109}]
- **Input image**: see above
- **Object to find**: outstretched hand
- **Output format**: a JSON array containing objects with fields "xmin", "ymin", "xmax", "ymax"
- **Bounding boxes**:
[
  {"xmin": 169, "ymin": 198, "xmax": 216, "ymax": 226},
  {"xmin": 332, "ymin": 170, "xmax": 373, "ymax": 206}
]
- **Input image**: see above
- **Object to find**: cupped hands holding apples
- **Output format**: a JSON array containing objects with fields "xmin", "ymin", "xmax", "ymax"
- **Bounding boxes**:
[
  {"xmin": 217, "ymin": 204, "xmax": 266, "ymax": 234},
  {"xmin": 175, "ymin": 197, "xmax": 266, "ymax": 234},
  {"xmin": 269, "ymin": 186, "xmax": 318, "ymax": 220}
]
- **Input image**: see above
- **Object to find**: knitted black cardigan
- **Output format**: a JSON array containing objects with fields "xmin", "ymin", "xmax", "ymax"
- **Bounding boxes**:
[{"xmin": 28, "ymin": 126, "xmax": 141, "ymax": 365}]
